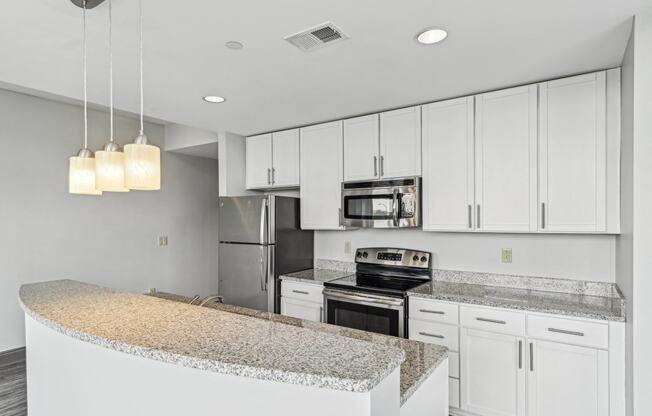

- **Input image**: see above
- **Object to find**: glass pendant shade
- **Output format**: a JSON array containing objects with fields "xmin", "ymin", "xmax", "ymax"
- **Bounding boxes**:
[
  {"xmin": 69, "ymin": 149, "xmax": 102, "ymax": 195},
  {"xmin": 95, "ymin": 145, "xmax": 129, "ymax": 192},
  {"xmin": 124, "ymin": 135, "xmax": 161, "ymax": 190}
]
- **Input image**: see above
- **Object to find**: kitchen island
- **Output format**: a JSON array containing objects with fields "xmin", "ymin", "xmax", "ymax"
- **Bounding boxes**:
[{"xmin": 19, "ymin": 280, "xmax": 448, "ymax": 416}]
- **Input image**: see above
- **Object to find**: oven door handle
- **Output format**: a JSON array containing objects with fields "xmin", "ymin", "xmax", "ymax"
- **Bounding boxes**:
[
  {"xmin": 323, "ymin": 289, "xmax": 404, "ymax": 308},
  {"xmin": 392, "ymin": 188, "xmax": 399, "ymax": 227}
]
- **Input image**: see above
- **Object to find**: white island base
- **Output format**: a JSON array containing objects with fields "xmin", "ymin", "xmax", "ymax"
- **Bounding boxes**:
[{"xmin": 25, "ymin": 316, "xmax": 448, "ymax": 416}]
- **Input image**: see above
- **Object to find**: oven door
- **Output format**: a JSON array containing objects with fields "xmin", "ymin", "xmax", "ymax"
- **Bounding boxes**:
[{"xmin": 323, "ymin": 289, "xmax": 405, "ymax": 337}]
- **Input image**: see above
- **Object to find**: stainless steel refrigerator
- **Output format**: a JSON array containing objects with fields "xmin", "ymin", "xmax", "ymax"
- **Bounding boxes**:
[{"xmin": 218, "ymin": 195, "xmax": 314, "ymax": 313}]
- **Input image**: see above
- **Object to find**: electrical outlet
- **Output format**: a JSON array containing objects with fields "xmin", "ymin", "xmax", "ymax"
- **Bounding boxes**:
[
  {"xmin": 344, "ymin": 241, "xmax": 352, "ymax": 254},
  {"xmin": 159, "ymin": 236, "xmax": 168, "ymax": 246},
  {"xmin": 501, "ymin": 248, "xmax": 512, "ymax": 263}
]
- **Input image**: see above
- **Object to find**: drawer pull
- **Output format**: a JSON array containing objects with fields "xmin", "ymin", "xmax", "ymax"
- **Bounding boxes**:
[
  {"xmin": 292, "ymin": 290, "xmax": 309, "ymax": 295},
  {"xmin": 548, "ymin": 327, "xmax": 584, "ymax": 337},
  {"xmin": 419, "ymin": 309, "xmax": 445, "ymax": 315},
  {"xmin": 419, "ymin": 332, "xmax": 445, "ymax": 339},
  {"xmin": 476, "ymin": 317, "xmax": 507, "ymax": 325},
  {"xmin": 518, "ymin": 340, "xmax": 523, "ymax": 369}
]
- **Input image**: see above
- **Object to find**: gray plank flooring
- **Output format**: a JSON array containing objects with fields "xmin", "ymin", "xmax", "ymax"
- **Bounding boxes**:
[{"xmin": 0, "ymin": 348, "xmax": 27, "ymax": 416}]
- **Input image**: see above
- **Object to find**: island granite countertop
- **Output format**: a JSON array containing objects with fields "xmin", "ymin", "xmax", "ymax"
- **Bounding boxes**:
[
  {"xmin": 18, "ymin": 280, "xmax": 411, "ymax": 395},
  {"xmin": 150, "ymin": 291, "xmax": 448, "ymax": 405}
]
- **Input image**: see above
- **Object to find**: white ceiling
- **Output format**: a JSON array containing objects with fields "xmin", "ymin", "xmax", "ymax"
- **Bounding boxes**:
[{"xmin": 0, "ymin": 0, "xmax": 648, "ymax": 138}]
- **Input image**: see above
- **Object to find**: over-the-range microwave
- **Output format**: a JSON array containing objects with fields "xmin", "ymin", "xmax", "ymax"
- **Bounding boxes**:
[{"xmin": 341, "ymin": 177, "xmax": 421, "ymax": 228}]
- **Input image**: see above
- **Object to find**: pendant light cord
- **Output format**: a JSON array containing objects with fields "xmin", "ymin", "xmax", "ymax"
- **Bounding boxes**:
[
  {"xmin": 83, "ymin": 1, "xmax": 88, "ymax": 149},
  {"xmin": 139, "ymin": 0, "xmax": 144, "ymax": 136},
  {"xmin": 109, "ymin": 0, "xmax": 113, "ymax": 142}
]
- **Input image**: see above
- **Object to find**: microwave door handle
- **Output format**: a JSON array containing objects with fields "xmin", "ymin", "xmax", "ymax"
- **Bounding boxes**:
[{"xmin": 392, "ymin": 189, "xmax": 399, "ymax": 226}]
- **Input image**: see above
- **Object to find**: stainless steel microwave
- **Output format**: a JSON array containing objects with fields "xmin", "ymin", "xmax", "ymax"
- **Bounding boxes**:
[{"xmin": 341, "ymin": 177, "xmax": 421, "ymax": 228}]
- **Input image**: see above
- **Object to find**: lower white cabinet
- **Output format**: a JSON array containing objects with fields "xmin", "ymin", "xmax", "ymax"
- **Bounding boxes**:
[
  {"xmin": 280, "ymin": 297, "xmax": 323, "ymax": 322},
  {"xmin": 459, "ymin": 328, "xmax": 526, "ymax": 416},
  {"xmin": 527, "ymin": 340, "xmax": 608, "ymax": 416}
]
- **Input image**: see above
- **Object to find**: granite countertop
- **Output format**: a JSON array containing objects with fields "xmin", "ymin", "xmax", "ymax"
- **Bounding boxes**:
[
  {"xmin": 150, "ymin": 292, "xmax": 448, "ymax": 405},
  {"xmin": 18, "ymin": 280, "xmax": 408, "ymax": 394},
  {"xmin": 280, "ymin": 269, "xmax": 353, "ymax": 285},
  {"xmin": 408, "ymin": 280, "xmax": 626, "ymax": 322}
]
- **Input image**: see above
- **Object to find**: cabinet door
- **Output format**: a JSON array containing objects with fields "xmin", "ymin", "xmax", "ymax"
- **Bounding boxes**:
[
  {"xmin": 527, "ymin": 340, "xmax": 608, "ymax": 416},
  {"xmin": 246, "ymin": 134, "xmax": 273, "ymax": 189},
  {"xmin": 460, "ymin": 328, "xmax": 526, "ymax": 416},
  {"xmin": 300, "ymin": 121, "xmax": 344, "ymax": 230},
  {"xmin": 271, "ymin": 129, "xmax": 300, "ymax": 187},
  {"xmin": 475, "ymin": 86, "xmax": 538, "ymax": 232},
  {"xmin": 281, "ymin": 297, "xmax": 323, "ymax": 322},
  {"xmin": 343, "ymin": 114, "xmax": 380, "ymax": 181},
  {"xmin": 422, "ymin": 97, "xmax": 475, "ymax": 231},
  {"xmin": 379, "ymin": 106, "xmax": 421, "ymax": 178},
  {"xmin": 539, "ymin": 71, "xmax": 607, "ymax": 232}
]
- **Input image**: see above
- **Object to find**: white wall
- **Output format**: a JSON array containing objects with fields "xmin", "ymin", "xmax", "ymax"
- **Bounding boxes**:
[
  {"xmin": 616, "ymin": 12, "xmax": 652, "ymax": 416},
  {"xmin": 0, "ymin": 89, "xmax": 219, "ymax": 351},
  {"xmin": 316, "ymin": 230, "xmax": 615, "ymax": 281}
]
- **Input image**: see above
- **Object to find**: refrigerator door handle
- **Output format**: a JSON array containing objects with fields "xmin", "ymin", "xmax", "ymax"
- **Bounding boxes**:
[
  {"xmin": 259, "ymin": 199, "xmax": 267, "ymax": 244},
  {"xmin": 259, "ymin": 246, "xmax": 266, "ymax": 291}
]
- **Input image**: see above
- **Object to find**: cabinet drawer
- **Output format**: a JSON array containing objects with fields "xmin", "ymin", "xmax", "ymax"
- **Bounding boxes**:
[
  {"xmin": 409, "ymin": 320, "xmax": 459, "ymax": 351},
  {"xmin": 460, "ymin": 305, "xmax": 526, "ymax": 336},
  {"xmin": 449, "ymin": 351, "xmax": 460, "ymax": 378},
  {"xmin": 281, "ymin": 281, "xmax": 323, "ymax": 304},
  {"xmin": 527, "ymin": 314, "xmax": 609, "ymax": 349},
  {"xmin": 409, "ymin": 298, "xmax": 459, "ymax": 325},
  {"xmin": 449, "ymin": 377, "xmax": 460, "ymax": 408}
]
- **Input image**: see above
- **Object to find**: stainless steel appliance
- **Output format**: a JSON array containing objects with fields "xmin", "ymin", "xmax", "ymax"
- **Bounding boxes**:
[
  {"xmin": 341, "ymin": 177, "xmax": 421, "ymax": 228},
  {"xmin": 323, "ymin": 247, "xmax": 431, "ymax": 338},
  {"xmin": 218, "ymin": 196, "xmax": 313, "ymax": 313}
]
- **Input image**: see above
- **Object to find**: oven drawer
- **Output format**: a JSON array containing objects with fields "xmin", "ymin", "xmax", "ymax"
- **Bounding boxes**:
[
  {"xmin": 460, "ymin": 304, "xmax": 526, "ymax": 336},
  {"xmin": 281, "ymin": 281, "xmax": 323, "ymax": 304},
  {"xmin": 409, "ymin": 298, "xmax": 459, "ymax": 325},
  {"xmin": 527, "ymin": 314, "xmax": 609, "ymax": 349},
  {"xmin": 409, "ymin": 319, "xmax": 459, "ymax": 351}
]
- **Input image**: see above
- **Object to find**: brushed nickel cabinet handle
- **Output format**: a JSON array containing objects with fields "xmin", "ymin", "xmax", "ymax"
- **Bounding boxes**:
[
  {"xmin": 419, "ymin": 332, "xmax": 445, "ymax": 339},
  {"xmin": 541, "ymin": 202, "xmax": 546, "ymax": 229},
  {"xmin": 380, "ymin": 156, "xmax": 385, "ymax": 176},
  {"xmin": 518, "ymin": 340, "xmax": 523, "ymax": 369},
  {"xmin": 292, "ymin": 290, "xmax": 309, "ymax": 295},
  {"xmin": 267, "ymin": 168, "xmax": 271, "ymax": 185},
  {"xmin": 373, "ymin": 156, "xmax": 378, "ymax": 177},
  {"xmin": 548, "ymin": 327, "xmax": 584, "ymax": 337},
  {"xmin": 476, "ymin": 317, "xmax": 506, "ymax": 325},
  {"xmin": 476, "ymin": 204, "xmax": 481, "ymax": 229},
  {"xmin": 419, "ymin": 309, "xmax": 445, "ymax": 315},
  {"xmin": 271, "ymin": 168, "xmax": 276, "ymax": 185},
  {"xmin": 530, "ymin": 342, "xmax": 534, "ymax": 372},
  {"xmin": 468, "ymin": 205, "xmax": 473, "ymax": 229}
]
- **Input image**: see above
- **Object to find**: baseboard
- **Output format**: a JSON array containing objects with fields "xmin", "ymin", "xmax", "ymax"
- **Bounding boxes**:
[{"xmin": 0, "ymin": 347, "xmax": 26, "ymax": 365}]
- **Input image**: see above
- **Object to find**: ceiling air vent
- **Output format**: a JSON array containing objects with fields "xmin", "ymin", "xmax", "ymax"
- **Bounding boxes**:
[{"xmin": 284, "ymin": 22, "xmax": 349, "ymax": 52}]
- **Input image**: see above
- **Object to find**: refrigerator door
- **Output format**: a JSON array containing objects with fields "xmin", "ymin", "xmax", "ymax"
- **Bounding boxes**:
[
  {"xmin": 218, "ymin": 243, "xmax": 273, "ymax": 311},
  {"xmin": 219, "ymin": 196, "xmax": 269, "ymax": 244}
]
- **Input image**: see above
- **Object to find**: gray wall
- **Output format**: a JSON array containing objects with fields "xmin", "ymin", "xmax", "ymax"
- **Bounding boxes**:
[{"xmin": 0, "ymin": 89, "xmax": 219, "ymax": 351}]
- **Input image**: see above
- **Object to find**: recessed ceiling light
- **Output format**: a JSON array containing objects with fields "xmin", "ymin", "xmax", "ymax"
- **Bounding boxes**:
[
  {"xmin": 416, "ymin": 28, "xmax": 448, "ymax": 45},
  {"xmin": 203, "ymin": 96, "xmax": 226, "ymax": 103},
  {"xmin": 225, "ymin": 41, "xmax": 244, "ymax": 50}
]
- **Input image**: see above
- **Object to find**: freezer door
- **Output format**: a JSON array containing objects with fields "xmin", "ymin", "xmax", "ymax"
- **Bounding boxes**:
[
  {"xmin": 218, "ymin": 243, "xmax": 272, "ymax": 312},
  {"xmin": 218, "ymin": 196, "xmax": 269, "ymax": 244}
]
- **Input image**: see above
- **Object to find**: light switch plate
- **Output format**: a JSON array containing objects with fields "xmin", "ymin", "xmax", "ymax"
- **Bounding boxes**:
[
  {"xmin": 159, "ymin": 236, "xmax": 169, "ymax": 246},
  {"xmin": 344, "ymin": 241, "xmax": 352, "ymax": 254},
  {"xmin": 501, "ymin": 248, "xmax": 512, "ymax": 263}
]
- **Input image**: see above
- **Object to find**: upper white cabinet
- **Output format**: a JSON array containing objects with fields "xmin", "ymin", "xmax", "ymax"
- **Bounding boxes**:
[
  {"xmin": 343, "ymin": 107, "xmax": 422, "ymax": 181},
  {"xmin": 379, "ymin": 106, "xmax": 422, "ymax": 178},
  {"xmin": 422, "ymin": 97, "xmax": 475, "ymax": 231},
  {"xmin": 475, "ymin": 85, "xmax": 538, "ymax": 232},
  {"xmin": 300, "ymin": 121, "xmax": 344, "ymax": 230},
  {"xmin": 245, "ymin": 133, "xmax": 273, "ymax": 189},
  {"xmin": 538, "ymin": 70, "xmax": 618, "ymax": 233},
  {"xmin": 246, "ymin": 129, "xmax": 299, "ymax": 189},
  {"xmin": 343, "ymin": 114, "xmax": 380, "ymax": 181}
]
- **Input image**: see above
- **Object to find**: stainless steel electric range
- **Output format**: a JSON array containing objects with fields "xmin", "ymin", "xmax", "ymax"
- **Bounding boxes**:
[{"xmin": 323, "ymin": 247, "xmax": 432, "ymax": 338}]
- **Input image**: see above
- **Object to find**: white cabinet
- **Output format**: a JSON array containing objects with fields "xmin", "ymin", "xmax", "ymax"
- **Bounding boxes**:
[
  {"xmin": 300, "ymin": 121, "xmax": 344, "ymax": 230},
  {"xmin": 379, "ymin": 106, "xmax": 422, "ymax": 178},
  {"xmin": 281, "ymin": 297, "xmax": 323, "ymax": 322},
  {"xmin": 527, "ymin": 340, "xmax": 608, "ymax": 416},
  {"xmin": 246, "ymin": 129, "xmax": 300, "ymax": 189},
  {"xmin": 343, "ymin": 114, "xmax": 380, "ymax": 181},
  {"xmin": 271, "ymin": 129, "xmax": 300, "ymax": 187},
  {"xmin": 245, "ymin": 133, "xmax": 273, "ymax": 189},
  {"xmin": 422, "ymin": 97, "xmax": 475, "ymax": 231},
  {"xmin": 538, "ymin": 71, "xmax": 607, "ymax": 232},
  {"xmin": 475, "ymin": 85, "xmax": 538, "ymax": 232}
]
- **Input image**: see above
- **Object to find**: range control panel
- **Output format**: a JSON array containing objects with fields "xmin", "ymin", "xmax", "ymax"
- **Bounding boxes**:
[{"xmin": 355, "ymin": 247, "xmax": 431, "ymax": 269}]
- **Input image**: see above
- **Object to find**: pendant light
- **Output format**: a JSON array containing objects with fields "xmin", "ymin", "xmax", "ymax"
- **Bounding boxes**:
[
  {"xmin": 124, "ymin": 0, "xmax": 161, "ymax": 190},
  {"xmin": 69, "ymin": 1, "xmax": 102, "ymax": 196},
  {"xmin": 95, "ymin": 0, "xmax": 129, "ymax": 192}
]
